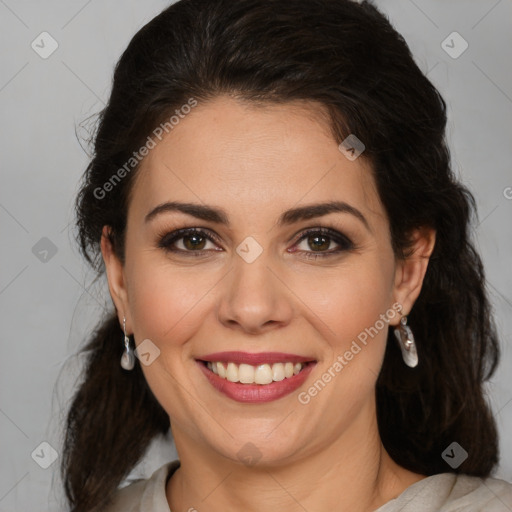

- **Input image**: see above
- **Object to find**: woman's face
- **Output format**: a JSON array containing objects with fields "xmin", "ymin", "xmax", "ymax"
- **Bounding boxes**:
[{"xmin": 102, "ymin": 95, "xmax": 432, "ymax": 466}]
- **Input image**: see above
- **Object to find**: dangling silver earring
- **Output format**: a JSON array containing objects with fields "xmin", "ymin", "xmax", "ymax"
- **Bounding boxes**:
[
  {"xmin": 393, "ymin": 315, "xmax": 418, "ymax": 368},
  {"xmin": 120, "ymin": 316, "xmax": 135, "ymax": 370}
]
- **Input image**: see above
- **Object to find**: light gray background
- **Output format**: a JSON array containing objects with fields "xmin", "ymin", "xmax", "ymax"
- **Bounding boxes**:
[{"xmin": 1, "ymin": 1, "xmax": 511, "ymax": 510}]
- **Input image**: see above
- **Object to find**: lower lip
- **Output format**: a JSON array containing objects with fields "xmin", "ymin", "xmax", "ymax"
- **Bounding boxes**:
[{"xmin": 197, "ymin": 361, "xmax": 316, "ymax": 403}]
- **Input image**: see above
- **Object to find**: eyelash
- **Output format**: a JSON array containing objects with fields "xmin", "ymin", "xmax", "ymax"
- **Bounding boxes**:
[{"xmin": 156, "ymin": 227, "xmax": 355, "ymax": 260}]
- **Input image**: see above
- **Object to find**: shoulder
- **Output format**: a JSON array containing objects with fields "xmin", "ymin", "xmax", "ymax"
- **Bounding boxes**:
[
  {"xmin": 377, "ymin": 472, "xmax": 512, "ymax": 511},
  {"xmin": 100, "ymin": 460, "xmax": 180, "ymax": 512},
  {"xmin": 447, "ymin": 473, "xmax": 512, "ymax": 511}
]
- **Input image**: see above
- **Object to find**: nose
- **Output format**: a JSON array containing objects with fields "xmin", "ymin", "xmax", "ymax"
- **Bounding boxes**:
[{"xmin": 216, "ymin": 248, "xmax": 294, "ymax": 335}]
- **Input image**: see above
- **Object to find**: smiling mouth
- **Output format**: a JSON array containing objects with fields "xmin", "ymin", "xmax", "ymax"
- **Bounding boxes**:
[{"xmin": 199, "ymin": 360, "xmax": 314, "ymax": 385}]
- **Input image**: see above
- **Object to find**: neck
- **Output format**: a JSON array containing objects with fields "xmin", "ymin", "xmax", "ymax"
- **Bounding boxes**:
[{"xmin": 166, "ymin": 404, "xmax": 425, "ymax": 512}]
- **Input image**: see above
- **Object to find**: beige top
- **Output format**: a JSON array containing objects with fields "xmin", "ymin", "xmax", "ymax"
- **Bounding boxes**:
[{"xmin": 101, "ymin": 460, "xmax": 512, "ymax": 511}]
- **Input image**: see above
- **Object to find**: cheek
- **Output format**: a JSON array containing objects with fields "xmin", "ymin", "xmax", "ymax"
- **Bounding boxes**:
[
  {"xmin": 125, "ymin": 255, "xmax": 216, "ymax": 424},
  {"xmin": 125, "ymin": 250, "xmax": 217, "ymax": 352},
  {"xmin": 292, "ymin": 255, "xmax": 395, "ymax": 350}
]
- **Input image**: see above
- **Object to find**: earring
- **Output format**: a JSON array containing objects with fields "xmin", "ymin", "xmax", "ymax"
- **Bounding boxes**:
[
  {"xmin": 120, "ymin": 316, "xmax": 135, "ymax": 370},
  {"xmin": 393, "ymin": 315, "xmax": 418, "ymax": 368}
]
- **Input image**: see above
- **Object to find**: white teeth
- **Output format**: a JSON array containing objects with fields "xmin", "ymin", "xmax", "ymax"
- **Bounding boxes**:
[
  {"xmin": 226, "ymin": 362, "xmax": 239, "ymax": 382},
  {"xmin": 272, "ymin": 362, "xmax": 285, "ymax": 381},
  {"xmin": 205, "ymin": 360, "xmax": 307, "ymax": 384},
  {"xmin": 238, "ymin": 363, "xmax": 255, "ymax": 384},
  {"xmin": 254, "ymin": 364, "xmax": 273, "ymax": 385},
  {"xmin": 216, "ymin": 362, "xmax": 226, "ymax": 378}
]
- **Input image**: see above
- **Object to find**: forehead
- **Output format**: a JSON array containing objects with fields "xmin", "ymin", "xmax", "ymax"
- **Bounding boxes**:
[{"xmin": 128, "ymin": 95, "xmax": 385, "ymax": 228}]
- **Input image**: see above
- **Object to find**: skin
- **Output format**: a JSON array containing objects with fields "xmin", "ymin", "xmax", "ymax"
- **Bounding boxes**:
[{"xmin": 101, "ymin": 95, "xmax": 436, "ymax": 512}]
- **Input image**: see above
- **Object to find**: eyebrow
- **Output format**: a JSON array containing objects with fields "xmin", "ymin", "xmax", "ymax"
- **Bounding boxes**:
[{"xmin": 144, "ymin": 200, "xmax": 371, "ymax": 232}]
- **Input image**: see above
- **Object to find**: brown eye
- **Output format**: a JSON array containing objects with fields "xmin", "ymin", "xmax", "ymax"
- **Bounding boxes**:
[
  {"xmin": 157, "ymin": 226, "xmax": 355, "ymax": 260},
  {"xmin": 293, "ymin": 228, "xmax": 354, "ymax": 259},
  {"xmin": 157, "ymin": 228, "xmax": 221, "ymax": 255},
  {"xmin": 182, "ymin": 232, "xmax": 207, "ymax": 250},
  {"xmin": 305, "ymin": 233, "xmax": 331, "ymax": 251}
]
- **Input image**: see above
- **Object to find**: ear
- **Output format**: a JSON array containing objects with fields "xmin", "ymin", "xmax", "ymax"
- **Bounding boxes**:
[
  {"xmin": 390, "ymin": 226, "xmax": 436, "ymax": 325},
  {"xmin": 100, "ymin": 225, "xmax": 132, "ymax": 333}
]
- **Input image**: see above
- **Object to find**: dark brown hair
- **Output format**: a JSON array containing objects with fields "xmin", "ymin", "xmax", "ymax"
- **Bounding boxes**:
[{"xmin": 62, "ymin": 0, "xmax": 501, "ymax": 510}]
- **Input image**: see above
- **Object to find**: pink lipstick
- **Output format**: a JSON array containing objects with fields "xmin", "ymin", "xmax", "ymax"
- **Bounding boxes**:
[{"xmin": 196, "ymin": 351, "xmax": 316, "ymax": 403}]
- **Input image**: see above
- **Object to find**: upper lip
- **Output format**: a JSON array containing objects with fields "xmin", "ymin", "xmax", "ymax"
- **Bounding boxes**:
[{"xmin": 198, "ymin": 351, "xmax": 316, "ymax": 365}]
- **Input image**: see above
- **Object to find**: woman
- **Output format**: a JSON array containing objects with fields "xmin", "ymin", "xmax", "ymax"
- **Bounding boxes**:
[{"xmin": 61, "ymin": 0, "xmax": 512, "ymax": 510}]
